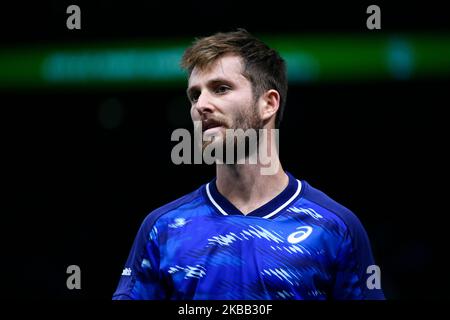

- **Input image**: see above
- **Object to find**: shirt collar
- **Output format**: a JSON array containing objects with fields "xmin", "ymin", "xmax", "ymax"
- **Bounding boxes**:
[{"xmin": 204, "ymin": 172, "xmax": 303, "ymax": 219}]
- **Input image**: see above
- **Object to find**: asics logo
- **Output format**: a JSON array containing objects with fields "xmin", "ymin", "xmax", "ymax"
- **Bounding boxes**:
[{"xmin": 287, "ymin": 226, "xmax": 313, "ymax": 244}]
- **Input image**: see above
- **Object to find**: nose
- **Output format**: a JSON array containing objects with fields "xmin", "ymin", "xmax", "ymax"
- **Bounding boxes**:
[{"xmin": 194, "ymin": 91, "xmax": 214, "ymax": 116}]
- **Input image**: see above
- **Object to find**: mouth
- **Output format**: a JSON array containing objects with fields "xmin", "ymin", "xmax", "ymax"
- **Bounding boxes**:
[{"xmin": 202, "ymin": 119, "xmax": 224, "ymax": 133}]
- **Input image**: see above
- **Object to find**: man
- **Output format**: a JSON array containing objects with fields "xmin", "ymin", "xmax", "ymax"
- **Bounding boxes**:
[{"xmin": 113, "ymin": 29, "xmax": 384, "ymax": 300}]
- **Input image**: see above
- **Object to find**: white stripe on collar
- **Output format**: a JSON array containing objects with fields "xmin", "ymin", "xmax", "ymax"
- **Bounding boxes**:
[
  {"xmin": 263, "ymin": 180, "xmax": 302, "ymax": 219},
  {"xmin": 206, "ymin": 179, "xmax": 302, "ymax": 219},
  {"xmin": 206, "ymin": 182, "xmax": 228, "ymax": 215}
]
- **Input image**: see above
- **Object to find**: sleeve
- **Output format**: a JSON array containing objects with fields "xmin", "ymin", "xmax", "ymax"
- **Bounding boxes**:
[
  {"xmin": 332, "ymin": 215, "xmax": 385, "ymax": 300},
  {"xmin": 112, "ymin": 216, "xmax": 167, "ymax": 300}
]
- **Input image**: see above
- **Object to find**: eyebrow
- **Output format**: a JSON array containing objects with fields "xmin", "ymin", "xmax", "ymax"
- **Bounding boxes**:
[{"xmin": 186, "ymin": 77, "xmax": 234, "ymax": 98}]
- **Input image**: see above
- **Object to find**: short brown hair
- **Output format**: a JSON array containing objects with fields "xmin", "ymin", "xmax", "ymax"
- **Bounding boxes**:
[{"xmin": 181, "ymin": 29, "xmax": 287, "ymax": 128}]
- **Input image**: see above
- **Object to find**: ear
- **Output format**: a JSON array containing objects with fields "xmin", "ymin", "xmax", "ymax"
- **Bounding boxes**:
[{"xmin": 259, "ymin": 89, "xmax": 280, "ymax": 122}]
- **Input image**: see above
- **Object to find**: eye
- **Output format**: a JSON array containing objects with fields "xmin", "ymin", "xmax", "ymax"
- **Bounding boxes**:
[
  {"xmin": 214, "ymin": 85, "xmax": 230, "ymax": 95},
  {"xmin": 189, "ymin": 91, "xmax": 200, "ymax": 103}
]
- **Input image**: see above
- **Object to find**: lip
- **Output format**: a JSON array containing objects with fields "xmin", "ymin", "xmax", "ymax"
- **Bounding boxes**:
[
  {"xmin": 203, "ymin": 126, "xmax": 223, "ymax": 135},
  {"xmin": 202, "ymin": 119, "xmax": 224, "ymax": 133}
]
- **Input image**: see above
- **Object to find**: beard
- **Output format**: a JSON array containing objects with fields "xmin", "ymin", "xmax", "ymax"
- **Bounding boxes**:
[{"xmin": 202, "ymin": 103, "xmax": 265, "ymax": 163}]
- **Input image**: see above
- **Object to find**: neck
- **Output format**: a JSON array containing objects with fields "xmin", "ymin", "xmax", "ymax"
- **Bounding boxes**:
[{"xmin": 215, "ymin": 129, "xmax": 288, "ymax": 214}]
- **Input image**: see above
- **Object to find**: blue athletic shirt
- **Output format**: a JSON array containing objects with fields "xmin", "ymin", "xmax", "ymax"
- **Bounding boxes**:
[{"xmin": 113, "ymin": 172, "xmax": 384, "ymax": 300}]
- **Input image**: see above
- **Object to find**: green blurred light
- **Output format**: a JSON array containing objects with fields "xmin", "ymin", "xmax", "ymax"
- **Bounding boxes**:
[
  {"xmin": 283, "ymin": 52, "xmax": 319, "ymax": 82},
  {"xmin": 42, "ymin": 48, "xmax": 186, "ymax": 82},
  {"xmin": 387, "ymin": 37, "xmax": 414, "ymax": 79},
  {"xmin": 1, "ymin": 34, "xmax": 450, "ymax": 89}
]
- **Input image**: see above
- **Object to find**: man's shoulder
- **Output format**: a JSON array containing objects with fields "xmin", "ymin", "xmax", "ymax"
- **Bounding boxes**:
[
  {"xmin": 140, "ymin": 184, "xmax": 206, "ymax": 229},
  {"xmin": 301, "ymin": 180, "xmax": 365, "ymax": 233}
]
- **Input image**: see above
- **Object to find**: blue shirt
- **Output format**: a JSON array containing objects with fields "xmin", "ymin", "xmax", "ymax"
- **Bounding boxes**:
[{"xmin": 113, "ymin": 173, "xmax": 384, "ymax": 300}]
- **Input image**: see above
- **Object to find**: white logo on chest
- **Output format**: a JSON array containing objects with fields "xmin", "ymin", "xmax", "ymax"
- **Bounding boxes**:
[{"xmin": 287, "ymin": 226, "xmax": 313, "ymax": 244}]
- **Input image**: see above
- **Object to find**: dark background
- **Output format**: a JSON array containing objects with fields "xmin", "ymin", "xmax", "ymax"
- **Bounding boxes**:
[{"xmin": 1, "ymin": 1, "xmax": 449, "ymax": 299}]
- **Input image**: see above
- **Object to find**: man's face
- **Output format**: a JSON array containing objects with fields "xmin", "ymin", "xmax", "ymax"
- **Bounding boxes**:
[{"xmin": 187, "ymin": 55, "xmax": 264, "ymax": 150}]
